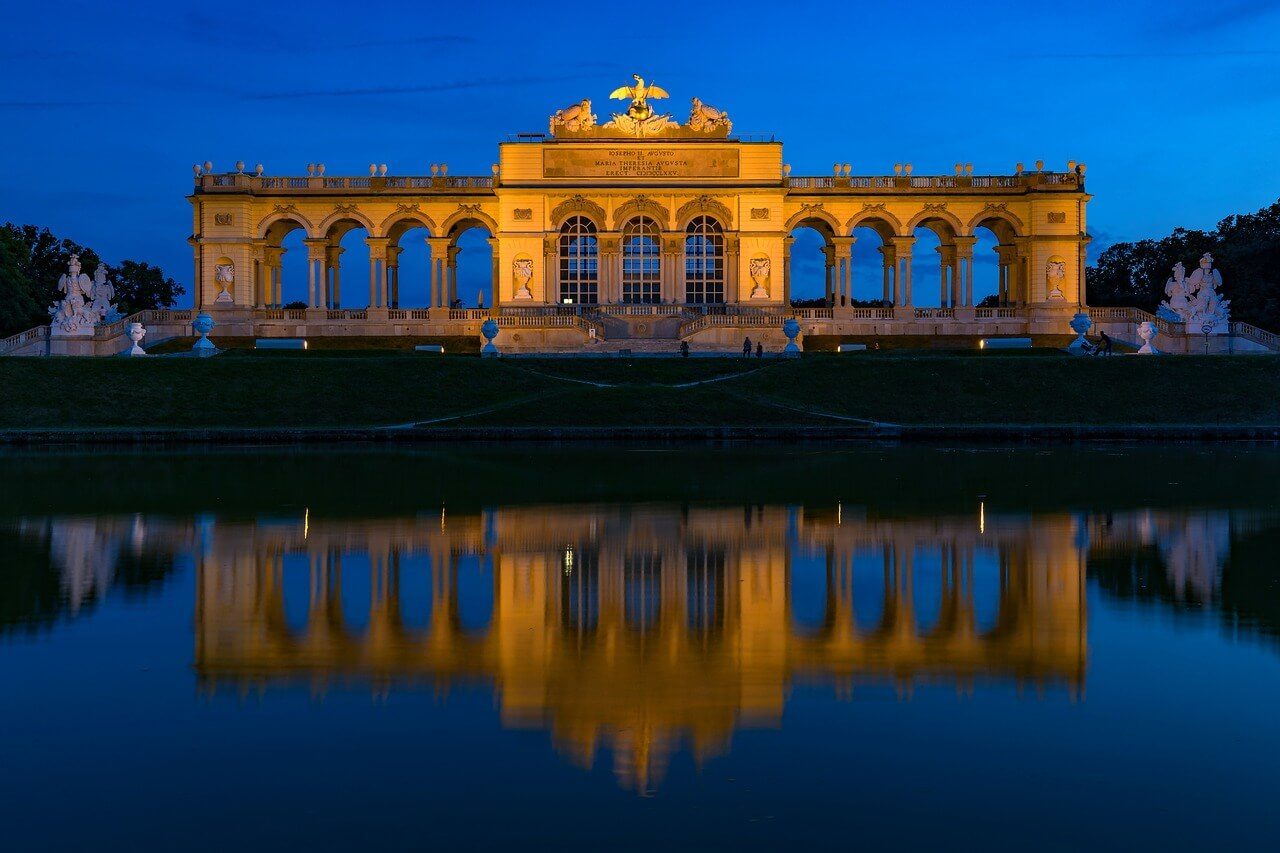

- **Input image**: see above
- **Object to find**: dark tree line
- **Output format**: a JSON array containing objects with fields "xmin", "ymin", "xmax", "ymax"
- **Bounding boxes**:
[
  {"xmin": 0, "ymin": 223, "xmax": 184, "ymax": 338},
  {"xmin": 1087, "ymin": 199, "xmax": 1280, "ymax": 331}
]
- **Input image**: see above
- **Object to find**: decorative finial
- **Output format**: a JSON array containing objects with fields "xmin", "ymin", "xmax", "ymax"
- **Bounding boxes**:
[
  {"xmin": 378, "ymin": 164, "xmax": 388, "ymax": 177},
  {"xmin": 203, "ymin": 160, "xmax": 213, "ymax": 173},
  {"xmin": 193, "ymin": 164, "xmax": 202, "ymax": 177},
  {"xmin": 369, "ymin": 164, "xmax": 377, "ymax": 176},
  {"xmin": 904, "ymin": 163, "xmax": 913, "ymax": 176},
  {"xmin": 317, "ymin": 163, "xmax": 325, "ymax": 175},
  {"xmin": 893, "ymin": 164, "xmax": 902, "ymax": 176},
  {"xmin": 307, "ymin": 164, "xmax": 315, "ymax": 176},
  {"xmin": 965, "ymin": 163, "xmax": 973, "ymax": 176},
  {"xmin": 431, "ymin": 164, "xmax": 439, "ymax": 176},
  {"xmin": 1035, "ymin": 159, "xmax": 1044, "ymax": 172},
  {"xmin": 439, "ymin": 164, "xmax": 447, "ymax": 176},
  {"xmin": 1015, "ymin": 162, "xmax": 1024, "ymax": 175},
  {"xmin": 255, "ymin": 163, "xmax": 264, "ymax": 176},
  {"xmin": 843, "ymin": 163, "xmax": 851, "ymax": 177}
]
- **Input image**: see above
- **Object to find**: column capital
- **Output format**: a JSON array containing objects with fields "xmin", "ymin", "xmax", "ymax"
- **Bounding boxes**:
[
  {"xmin": 303, "ymin": 238, "xmax": 329, "ymax": 261},
  {"xmin": 890, "ymin": 235, "xmax": 915, "ymax": 255},
  {"xmin": 426, "ymin": 236, "xmax": 452, "ymax": 254},
  {"xmin": 952, "ymin": 235, "xmax": 978, "ymax": 251},
  {"xmin": 597, "ymin": 233, "xmax": 621, "ymax": 254},
  {"xmin": 543, "ymin": 234, "xmax": 558, "ymax": 256}
]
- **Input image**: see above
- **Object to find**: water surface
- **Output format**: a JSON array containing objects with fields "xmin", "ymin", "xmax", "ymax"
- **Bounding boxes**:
[{"xmin": 2, "ymin": 445, "xmax": 1278, "ymax": 850}]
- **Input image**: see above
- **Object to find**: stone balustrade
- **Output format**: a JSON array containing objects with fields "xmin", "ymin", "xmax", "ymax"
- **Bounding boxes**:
[
  {"xmin": 198, "ymin": 174, "xmax": 496, "ymax": 195},
  {"xmin": 787, "ymin": 172, "xmax": 1080, "ymax": 193}
]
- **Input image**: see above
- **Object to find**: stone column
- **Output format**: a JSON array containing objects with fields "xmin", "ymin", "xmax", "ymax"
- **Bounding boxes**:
[
  {"xmin": 598, "ymin": 233, "xmax": 621, "ymax": 304},
  {"xmin": 189, "ymin": 237, "xmax": 203, "ymax": 310},
  {"xmin": 724, "ymin": 234, "xmax": 741, "ymax": 304},
  {"xmin": 447, "ymin": 244, "xmax": 460, "ymax": 307},
  {"xmin": 304, "ymin": 239, "xmax": 327, "ymax": 308},
  {"xmin": 264, "ymin": 246, "xmax": 284, "ymax": 308},
  {"xmin": 427, "ymin": 237, "xmax": 452, "ymax": 309},
  {"xmin": 325, "ymin": 245, "xmax": 345, "ymax": 309},
  {"xmin": 1016, "ymin": 237, "xmax": 1035, "ymax": 304},
  {"xmin": 782, "ymin": 236, "xmax": 795, "ymax": 306},
  {"xmin": 891, "ymin": 236, "xmax": 915, "ymax": 307},
  {"xmin": 937, "ymin": 244, "xmax": 956, "ymax": 308},
  {"xmin": 251, "ymin": 243, "xmax": 267, "ymax": 309},
  {"xmin": 543, "ymin": 235, "xmax": 558, "ymax": 305},
  {"xmin": 662, "ymin": 233, "xmax": 684, "ymax": 304},
  {"xmin": 822, "ymin": 245, "xmax": 834, "ymax": 306},
  {"xmin": 365, "ymin": 237, "xmax": 389, "ymax": 309},
  {"xmin": 831, "ymin": 236, "xmax": 854, "ymax": 306},
  {"xmin": 953, "ymin": 236, "xmax": 976, "ymax": 308},
  {"xmin": 487, "ymin": 237, "xmax": 500, "ymax": 308},
  {"xmin": 878, "ymin": 244, "xmax": 896, "ymax": 305},
  {"xmin": 386, "ymin": 245, "xmax": 403, "ymax": 308}
]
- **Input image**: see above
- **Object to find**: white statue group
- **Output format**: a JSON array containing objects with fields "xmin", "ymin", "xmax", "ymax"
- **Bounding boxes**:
[
  {"xmin": 1158, "ymin": 253, "xmax": 1230, "ymax": 334},
  {"xmin": 49, "ymin": 254, "xmax": 118, "ymax": 335}
]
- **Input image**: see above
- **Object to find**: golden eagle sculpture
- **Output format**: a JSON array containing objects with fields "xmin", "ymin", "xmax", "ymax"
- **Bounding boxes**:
[{"xmin": 609, "ymin": 74, "xmax": 670, "ymax": 121}]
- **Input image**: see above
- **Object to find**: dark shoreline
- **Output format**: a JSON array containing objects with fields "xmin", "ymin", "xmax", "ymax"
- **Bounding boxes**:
[{"xmin": 3, "ymin": 423, "xmax": 1280, "ymax": 446}]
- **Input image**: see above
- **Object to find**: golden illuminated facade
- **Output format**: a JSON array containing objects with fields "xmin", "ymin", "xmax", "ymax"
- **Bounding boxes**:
[{"xmin": 181, "ymin": 76, "xmax": 1096, "ymax": 352}]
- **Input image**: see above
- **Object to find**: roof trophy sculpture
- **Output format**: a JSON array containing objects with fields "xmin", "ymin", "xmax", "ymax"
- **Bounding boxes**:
[
  {"xmin": 1158, "ymin": 253, "xmax": 1230, "ymax": 334},
  {"xmin": 548, "ymin": 75, "xmax": 731, "ymax": 139},
  {"xmin": 49, "ymin": 255, "xmax": 116, "ymax": 335}
]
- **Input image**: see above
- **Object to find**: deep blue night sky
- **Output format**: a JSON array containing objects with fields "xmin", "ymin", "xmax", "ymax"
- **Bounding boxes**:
[{"xmin": 3, "ymin": 0, "xmax": 1279, "ymax": 306}]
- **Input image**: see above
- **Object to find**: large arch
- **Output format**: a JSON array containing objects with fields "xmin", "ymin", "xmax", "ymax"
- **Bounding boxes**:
[
  {"xmin": 675, "ymin": 195, "xmax": 734, "ymax": 230},
  {"xmin": 968, "ymin": 210, "xmax": 1026, "ymax": 307},
  {"xmin": 847, "ymin": 214, "xmax": 901, "ymax": 307},
  {"xmin": 786, "ymin": 214, "xmax": 838, "ymax": 306},
  {"xmin": 324, "ymin": 215, "xmax": 375, "ymax": 309},
  {"xmin": 549, "ymin": 195, "xmax": 606, "ymax": 230},
  {"xmin": 256, "ymin": 209, "xmax": 317, "ymax": 241},
  {"xmin": 612, "ymin": 195, "xmax": 670, "ymax": 231},
  {"xmin": 382, "ymin": 214, "xmax": 437, "ymax": 308},
  {"xmin": 316, "ymin": 206, "xmax": 377, "ymax": 239}
]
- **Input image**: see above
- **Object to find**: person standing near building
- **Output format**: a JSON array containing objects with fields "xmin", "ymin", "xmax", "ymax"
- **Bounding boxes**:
[{"xmin": 742, "ymin": 336, "xmax": 752, "ymax": 358}]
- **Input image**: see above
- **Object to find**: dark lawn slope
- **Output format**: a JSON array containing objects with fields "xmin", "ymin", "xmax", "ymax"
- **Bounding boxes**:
[{"xmin": 1, "ymin": 352, "xmax": 1278, "ymax": 431}]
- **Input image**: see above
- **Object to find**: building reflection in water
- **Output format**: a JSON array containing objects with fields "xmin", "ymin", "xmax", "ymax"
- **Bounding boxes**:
[{"xmin": 185, "ymin": 503, "xmax": 1087, "ymax": 791}]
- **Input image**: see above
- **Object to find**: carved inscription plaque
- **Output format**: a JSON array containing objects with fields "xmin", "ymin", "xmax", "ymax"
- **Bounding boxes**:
[{"xmin": 544, "ymin": 147, "xmax": 740, "ymax": 179}]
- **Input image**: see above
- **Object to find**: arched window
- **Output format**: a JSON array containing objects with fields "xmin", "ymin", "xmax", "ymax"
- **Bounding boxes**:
[
  {"xmin": 684, "ymin": 215, "xmax": 724, "ymax": 304},
  {"xmin": 622, "ymin": 216, "xmax": 661, "ymax": 303},
  {"xmin": 558, "ymin": 216, "xmax": 598, "ymax": 305}
]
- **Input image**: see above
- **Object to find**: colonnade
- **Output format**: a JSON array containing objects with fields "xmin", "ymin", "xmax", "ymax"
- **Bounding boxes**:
[
  {"xmin": 818, "ymin": 233, "xmax": 1032, "ymax": 308},
  {"xmin": 252, "ymin": 233, "xmax": 490, "ymax": 310}
]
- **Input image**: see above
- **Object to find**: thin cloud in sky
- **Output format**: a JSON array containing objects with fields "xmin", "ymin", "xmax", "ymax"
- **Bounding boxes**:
[
  {"xmin": 1151, "ymin": 0, "xmax": 1280, "ymax": 36},
  {"xmin": 245, "ymin": 74, "xmax": 600, "ymax": 101}
]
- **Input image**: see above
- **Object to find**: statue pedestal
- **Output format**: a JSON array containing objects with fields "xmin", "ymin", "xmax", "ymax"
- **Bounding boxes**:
[{"xmin": 48, "ymin": 331, "xmax": 96, "ymax": 357}]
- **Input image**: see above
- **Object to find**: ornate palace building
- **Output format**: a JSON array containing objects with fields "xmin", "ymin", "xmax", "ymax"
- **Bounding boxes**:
[{"xmin": 181, "ymin": 75, "xmax": 1095, "ymax": 352}]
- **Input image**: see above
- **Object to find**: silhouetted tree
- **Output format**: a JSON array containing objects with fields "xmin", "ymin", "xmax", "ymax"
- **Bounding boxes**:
[{"xmin": 1087, "ymin": 199, "xmax": 1280, "ymax": 331}]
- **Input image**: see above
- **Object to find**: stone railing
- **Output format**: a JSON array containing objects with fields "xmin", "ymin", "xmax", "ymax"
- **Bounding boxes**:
[
  {"xmin": 1230, "ymin": 322, "xmax": 1280, "ymax": 350},
  {"xmin": 786, "ymin": 172, "xmax": 1081, "ymax": 193},
  {"xmin": 848, "ymin": 307, "xmax": 896, "ymax": 320},
  {"xmin": 791, "ymin": 308, "xmax": 834, "ymax": 319},
  {"xmin": 0, "ymin": 324, "xmax": 49, "ymax": 356},
  {"xmin": 1086, "ymin": 306, "xmax": 1175, "ymax": 336},
  {"xmin": 94, "ymin": 309, "xmax": 193, "ymax": 340},
  {"xmin": 326, "ymin": 309, "xmax": 368, "ymax": 320},
  {"xmin": 197, "ymin": 174, "xmax": 495, "ymax": 195},
  {"xmin": 974, "ymin": 307, "xmax": 1020, "ymax": 319},
  {"xmin": 448, "ymin": 308, "xmax": 490, "ymax": 319},
  {"xmin": 915, "ymin": 308, "xmax": 956, "ymax": 320}
]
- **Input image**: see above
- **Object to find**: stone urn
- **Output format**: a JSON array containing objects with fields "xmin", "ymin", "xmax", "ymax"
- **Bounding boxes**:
[
  {"xmin": 192, "ymin": 311, "xmax": 217, "ymax": 355},
  {"xmin": 126, "ymin": 322, "xmax": 147, "ymax": 356},
  {"xmin": 481, "ymin": 318, "xmax": 500, "ymax": 357},
  {"xmin": 1137, "ymin": 320, "xmax": 1160, "ymax": 355},
  {"xmin": 782, "ymin": 317, "xmax": 801, "ymax": 356},
  {"xmin": 1068, "ymin": 311, "xmax": 1092, "ymax": 353}
]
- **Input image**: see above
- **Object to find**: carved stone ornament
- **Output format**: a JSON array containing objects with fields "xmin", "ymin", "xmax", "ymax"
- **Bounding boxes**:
[
  {"xmin": 514, "ymin": 208, "xmax": 533, "ymax": 221},
  {"xmin": 862, "ymin": 203, "xmax": 887, "ymax": 212},
  {"xmin": 1158, "ymin": 253, "xmax": 1230, "ymax": 333},
  {"xmin": 333, "ymin": 203, "xmax": 359, "ymax": 215},
  {"xmin": 550, "ymin": 195, "xmax": 607, "ymax": 227},
  {"xmin": 1048, "ymin": 211, "xmax": 1067, "ymax": 224},
  {"xmin": 551, "ymin": 75, "xmax": 731, "ymax": 138},
  {"xmin": 676, "ymin": 195, "xmax": 733, "ymax": 228},
  {"xmin": 49, "ymin": 255, "xmax": 116, "ymax": 335},
  {"xmin": 512, "ymin": 257, "xmax": 534, "ymax": 300},
  {"xmin": 749, "ymin": 256, "xmax": 770, "ymax": 299},
  {"xmin": 214, "ymin": 213, "xmax": 233, "ymax": 226},
  {"xmin": 612, "ymin": 194, "xmax": 669, "ymax": 230},
  {"xmin": 214, "ymin": 262, "xmax": 235, "ymax": 303},
  {"xmin": 1046, "ymin": 259, "xmax": 1066, "ymax": 300},
  {"xmin": 750, "ymin": 208, "xmax": 770, "ymax": 220},
  {"xmin": 549, "ymin": 99, "xmax": 597, "ymax": 135},
  {"xmin": 687, "ymin": 98, "xmax": 732, "ymax": 134}
]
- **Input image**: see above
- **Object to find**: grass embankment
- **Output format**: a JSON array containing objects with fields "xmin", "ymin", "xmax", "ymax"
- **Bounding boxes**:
[{"xmin": 1, "ymin": 351, "xmax": 1278, "ymax": 431}]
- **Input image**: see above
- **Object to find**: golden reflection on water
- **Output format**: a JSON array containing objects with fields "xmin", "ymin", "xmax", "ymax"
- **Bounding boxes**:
[{"xmin": 18, "ymin": 503, "xmax": 1249, "ymax": 792}]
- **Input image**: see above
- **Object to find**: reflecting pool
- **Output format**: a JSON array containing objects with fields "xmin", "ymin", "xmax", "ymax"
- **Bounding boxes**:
[{"xmin": 2, "ymin": 445, "xmax": 1279, "ymax": 849}]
